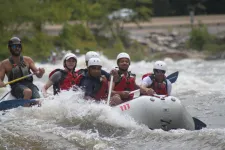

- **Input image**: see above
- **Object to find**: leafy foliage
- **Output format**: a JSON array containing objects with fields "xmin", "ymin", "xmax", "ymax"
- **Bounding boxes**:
[
  {"xmin": 22, "ymin": 33, "xmax": 55, "ymax": 61},
  {"xmin": 58, "ymin": 23, "xmax": 97, "ymax": 52},
  {"xmin": 0, "ymin": 0, "xmax": 224, "ymax": 61},
  {"xmin": 188, "ymin": 24, "xmax": 213, "ymax": 51}
]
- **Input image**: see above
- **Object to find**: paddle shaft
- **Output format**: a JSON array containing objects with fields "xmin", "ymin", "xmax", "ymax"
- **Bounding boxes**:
[
  {"xmin": 107, "ymin": 76, "xmax": 114, "ymax": 105},
  {"xmin": 0, "ymin": 91, "xmax": 10, "ymax": 101},
  {"xmin": 129, "ymin": 89, "xmax": 140, "ymax": 95},
  {"xmin": 4, "ymin": 73, "xmax": 34, "ymax": 86}
]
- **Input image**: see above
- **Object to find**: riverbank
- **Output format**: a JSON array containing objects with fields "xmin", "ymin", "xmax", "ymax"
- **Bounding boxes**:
[
  {"xmin": 43, "ymin": 14, "xmax": 225, "ymax": 61},
  {"xmin": 134, "ymin": 26, "xmax": 225, "ymax": 61},
  {"xmin": 44, "ymin": 14, "xmax": 225, "ymax": 36}
]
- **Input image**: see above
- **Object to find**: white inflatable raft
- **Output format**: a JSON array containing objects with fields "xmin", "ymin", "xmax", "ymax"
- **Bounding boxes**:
[
  {"xmin": 1, "ymin": 91, "xmax": 206, "ymax": 130},
  {"xmin": 113, "ymin": 95, "xmax": 205, "ymax": 131}
]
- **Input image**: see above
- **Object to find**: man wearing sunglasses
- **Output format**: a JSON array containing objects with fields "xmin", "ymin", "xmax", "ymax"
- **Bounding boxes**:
[
  {"xmin": 0, "ymin": 37, "xmax": 45, "ymax": 100},
  {"xmin": 141, "ymin": 61, "xmax": 172, "ymax": 96}
]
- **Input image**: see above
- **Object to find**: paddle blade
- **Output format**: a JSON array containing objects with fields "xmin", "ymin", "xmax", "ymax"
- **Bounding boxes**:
[
  {"xmin": 193, "ymin": 117, "xmax": 207, "ymax": 130},
  {"xmin": 133, "ymin": 90, "xmax": 140, "ymax": 98},
  {"xmin": 129, "ymin": 89, "xmax": 141, "ymax": 99},
  {"xmin": 166, "ymin": 71, "xmax": 179, "ymax": 83}
]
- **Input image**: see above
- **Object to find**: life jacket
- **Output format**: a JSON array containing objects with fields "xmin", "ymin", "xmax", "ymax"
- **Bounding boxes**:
[
  {"xmin": 49, "ymin": 69, "xmax": 78, "ymax": 95},
  {"xmin": 114, "ymin": 71, "xmax": 136, "ymax": 100},
  {"xmin": 142, "ymin": 73, "xmax": 168, "ymax": 95},
  {"xmin": 142, "ymin": 73, "xmax": 151, "ymax": 80},
  {"xmin": 7, "ymin": 56, "xmax": 33, "ymax": 85},
  {"xmin": 75, "ymin": 69, "xmax": 86, "ymax": 75},
  {"xmin": 75, "ymin": 73, "xmax": 108, "ymax": 101}
]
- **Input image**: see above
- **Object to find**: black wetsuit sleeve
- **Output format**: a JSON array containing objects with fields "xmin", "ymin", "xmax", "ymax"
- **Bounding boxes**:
[{"xmin": 50, "ymin": 71, "xmax": 62, "ymax": 84}]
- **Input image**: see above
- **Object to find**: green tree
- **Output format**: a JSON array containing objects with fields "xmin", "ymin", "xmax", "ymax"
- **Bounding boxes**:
[
  {"xmin": 0, "ymin": 0, "xmax": 153, "ymax": 61},
  {"xmin": 0, "ymin": 0, "xmax": 76, "ymax": 60},
  {"xmin": 188, "ymin": 24, "xmax": 213, "ymax": 50},
  {"xmin": 58, "ymin": 23, "xmax": 97, "ymax": 52},
  {"xmin": 0, "ymin": 0, "xmax": 37, "ymax": 60}
]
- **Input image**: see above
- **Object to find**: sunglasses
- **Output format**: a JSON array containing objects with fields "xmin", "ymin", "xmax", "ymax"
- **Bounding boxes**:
[
  {"xmin": 154, "ymin": 69, "xmax": 165, "ymax": 74},
  {"xmin": 10, "ymin": 44, "xmax": 22, "ymax": 49}
]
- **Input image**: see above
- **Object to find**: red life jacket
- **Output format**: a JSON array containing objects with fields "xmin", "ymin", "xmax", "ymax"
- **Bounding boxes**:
[
  {"xmin": 142, "ymin": 72, "xmax": 168, "ymax": 95},
  {"xmin": 142, "ymin": 73, "xmax": 152, "ymax": 80},
  {"xmin": 75, "ymin": 74, "xmax": 108, "ymax": 101},
  {"xmin": 49, "ymin": 69, "xmax": 78, "ymax": 95},
  {"xmin": 114, "ymin": 71, "xmax": 136, "ymax": 100},
  {"xmin": 93, "ymin": 77, "xmax": 108, "ymax": 100}
]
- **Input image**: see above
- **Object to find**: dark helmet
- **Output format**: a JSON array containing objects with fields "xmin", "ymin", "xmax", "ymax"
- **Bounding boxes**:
[{"xmin": 8, "ymin": 37, "xmax": 21, "ymax": 47}]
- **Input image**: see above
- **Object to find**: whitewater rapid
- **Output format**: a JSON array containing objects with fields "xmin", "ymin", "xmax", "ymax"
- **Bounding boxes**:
[{"xmin": 0, "ymin": 55, "xmax": 225, "ymax": 150}]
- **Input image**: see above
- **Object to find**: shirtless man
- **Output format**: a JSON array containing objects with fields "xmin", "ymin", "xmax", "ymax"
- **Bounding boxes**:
[{"xmin": 0, "ymin": 37, "xmax": 45, "ymax": 100}]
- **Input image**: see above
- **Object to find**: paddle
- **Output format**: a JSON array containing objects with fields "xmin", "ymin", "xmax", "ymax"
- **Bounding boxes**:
[
  {"xmin": 107, "ymin": 75, "xmax": 114, "ymax": 105},
  {"xmin": 0, "ymin": 74, "xmax": 34, "ymax": 101},
  {"xmin": 193, "ymin": 117, "xmax": 207, "ymax": 130},
  {"xmin": 3, "ymin": 73, "xmax": 34, "ymax": 86},
  {"xmin": 129, "ymin": 89, "xmax": 140, "ymax": 98},
  {"xmin": 167, "ymin": 72, "xmax": 207, "ymax": 129},
  {"xmin": 129, "ymin": 89, "xmax": 140, "ymax": 95},
  {"xmin": 166, "ymin": 71, "xmax": 179, "ymax": 83},
  {"xmin": 0, "ymin": 91, "xmax": 10, "ymax": 101}
]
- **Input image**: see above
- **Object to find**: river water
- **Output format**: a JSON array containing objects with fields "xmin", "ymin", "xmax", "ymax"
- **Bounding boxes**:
[{"xmin": 0, "ymin": 56, "xmax": 225, "ymax": 150}]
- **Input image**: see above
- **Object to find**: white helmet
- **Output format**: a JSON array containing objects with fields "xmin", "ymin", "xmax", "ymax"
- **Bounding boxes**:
[
  {"xmin": 63, "ymin": 53, "xmax": 77, "ymax": 62},
  {"xmin": 88, "ymin": 58, "xmax": 102, "ymax": 67},
  {"xmin": 153, "ymin": 61, "xmax": 167, "ymax": 71},
  {"xmin": 116, "ymin": 52, "xmax": 130, "ymax": 61},
  {"xmin": 85, "ymin": 51, "xmax": 99, "ymax": 62}
]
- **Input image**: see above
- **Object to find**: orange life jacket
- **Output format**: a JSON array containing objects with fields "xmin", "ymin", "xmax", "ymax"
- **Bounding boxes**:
[
  {"xmin": 75, "ymin": 73, "xmax": 108, "ymax": 101},
  {"xmin": 49, "ymin": 69, "xmax": 77, "ymax": 95},
  {"xmin": 142, "ymin": 72, "xmax": 168, "ymax": 95}
]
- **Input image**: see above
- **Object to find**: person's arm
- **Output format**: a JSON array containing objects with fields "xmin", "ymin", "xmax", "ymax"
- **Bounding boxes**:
[
  {"xmin": 42, "ymin": 71, "xmax": 61, "ymax": 97},
  {"xmin": 141, "ymin": 76, "xmax": 151, "ymax": 88},
  {"xmin": 42, "ymin": 80, "xmax": 53, "ymax": 97},
  {"xmin": 166, "ymin": 80, "xmax": 172, "ymax": 96},
  {"xmin": 134, "ymin": 83, "xmax": 147, "ymax": 95},
  {"xmin": 26, "ymin": 56, "xmax": 45, "ymax": 78},
  {"xmin": 0, "ymin": 61, "xmax": 6, "ymax": 87},
  {"xmin": 110, "ymin": 69, "xmax": 120, "ymax": 82},
  {"xmin": 111, "ymin": 82, "xmax": 130, "ymax": 99},
  {"xmin": 140, "ymin": 76, "xmax": 155, "ymax": 95}
]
